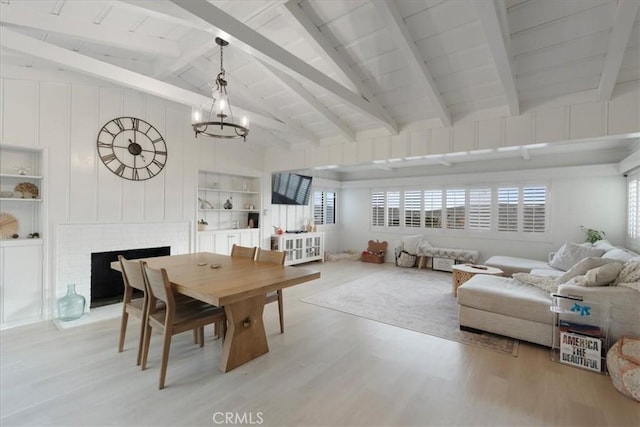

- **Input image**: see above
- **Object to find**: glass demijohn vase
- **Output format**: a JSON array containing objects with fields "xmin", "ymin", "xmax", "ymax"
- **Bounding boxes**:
[{"xmin": 58, "ymin": 284, "xmax": 86, "ymax": 321}]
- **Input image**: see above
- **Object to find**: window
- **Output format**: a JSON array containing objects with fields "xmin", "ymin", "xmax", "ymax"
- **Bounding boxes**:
[
  {"xmin": 424, "ymin": 190, "xmax": 442, "ymax": 228},
  {"xmin": 497, "ymin": 187, "xmax": 518, "ymax": 232},
  {"xmin": 522, "ymin": 186, "xmax": 546, "ymax": 233},
  {"xmin": 445, "ymin": 189, "xmax": 466, "ymax": 229},
  {"xmin": 628, "ymin": 173, "xmax": 640, "ymax": 240},
  {"xmin": 404, "ymin": 190, "xmax": 422, "ymax": 227},
  {"xmin": 468, "ymin": 188, "xmax": 491, "ymax": 231},
  {"xmin": 313, "ymin": 191, "xmax": 336, "ymax": 225},
  {"xmin": 370, "ymin": 183, "xmax": 548, "ymax": 235},
  {"xmin": 387, "ymin": 191, "xmax": 400, "ymax": 227},
  {"xmin": 371, "ymin": 191, "xmax": 385, "ymax": 227}
]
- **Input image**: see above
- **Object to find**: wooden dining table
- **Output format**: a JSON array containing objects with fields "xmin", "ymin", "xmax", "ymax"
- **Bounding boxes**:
[{"xmin": 111, "ymin": 252, "xmax": 320, "ymax": 372}]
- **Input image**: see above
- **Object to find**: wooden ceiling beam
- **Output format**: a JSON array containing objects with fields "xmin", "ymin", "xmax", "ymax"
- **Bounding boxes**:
[
  {"xmin": 168, "ymin": 0, "xmax": 398, "ymax": 134},
  {"xmin": 281, "ymin": 0, "xmax": 397, "ymax": 135},
  {"xmin": 371, "ymin": 0, "xmax": 452, "ymax": 127},
  {"xmin": 259, "ymin": 60, "xmax": 356, "ymax": 142},
  {"xmin": 0, "ymin": 26, "xmax": 309, "ymax": 145},
  {"xmin": 475, "ymin": 0, "xmax": 519, "ymax": 116},
  {"xmin": 597, "ymin": 0, "xmax": 640, "ymax": 102},
  {"xmin": 0, "ymin": 3, "xmax": 180, "ymax": 58}
]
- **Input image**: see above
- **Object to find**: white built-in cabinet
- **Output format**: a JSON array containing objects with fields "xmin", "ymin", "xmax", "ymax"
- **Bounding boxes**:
[
  {"xmin": 0, "ymin": 144, "xmax": 46, "ymax": 328},
  {"xmin": 196, "ymin": 170, "xmax": 261, "ymax": 255},
  {"xmin": 271, "ymin": 232, "xmax": 325, "ymax": 266}
]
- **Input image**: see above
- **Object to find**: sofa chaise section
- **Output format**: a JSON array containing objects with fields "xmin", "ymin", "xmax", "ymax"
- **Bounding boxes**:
[{"xmin": 457, "ymin": 275, "xmax": 554, "ymax": 346}]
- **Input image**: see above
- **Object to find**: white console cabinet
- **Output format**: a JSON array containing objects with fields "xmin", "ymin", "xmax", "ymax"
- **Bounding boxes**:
[{"xmin": 271, "ymin": 232, "xmax": 324, "ymax": 266}]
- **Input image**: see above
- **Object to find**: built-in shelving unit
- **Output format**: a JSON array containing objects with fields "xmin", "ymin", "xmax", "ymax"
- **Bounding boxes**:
[
  {"xmin": 0, "ymin": 144, "xmax": 46, "ymax": 328},
  {"xmin": 197, "ymin": 170, "xmax": 261, "ymax": 255}
]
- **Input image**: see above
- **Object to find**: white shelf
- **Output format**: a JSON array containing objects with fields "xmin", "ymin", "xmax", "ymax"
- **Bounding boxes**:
[
  {"xmin": 0, "ymin": 174, "xmax": 43, "ymax": 180},
  {"xmin": 198, "ymin": 187, "xmax": 259, "ymax": 195},
  {"xmin": 0, "ymin": 238, "xmax": 43, "ymax": 247},
  {"xmin": 0, "ymin": 198, "xmax": 42, "ymax": 202},
  {"xmin": 198, "ymin": 208, "xmax": 259, "ymax": 212}
]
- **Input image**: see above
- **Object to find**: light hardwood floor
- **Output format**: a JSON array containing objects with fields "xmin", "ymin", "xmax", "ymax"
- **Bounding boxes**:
[{"xmin": 1, "ymin": 261, "xmax": 638, "ymax": 426}]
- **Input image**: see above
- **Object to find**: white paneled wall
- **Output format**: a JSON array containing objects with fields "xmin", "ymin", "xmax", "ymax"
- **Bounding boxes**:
[
  {"xmin": 265, "ymin": 81, "xmax": 640, "ymax": 170},
  {"xmin": 1, "ymin": 77, "xmax": 265, "ymax": 321}
]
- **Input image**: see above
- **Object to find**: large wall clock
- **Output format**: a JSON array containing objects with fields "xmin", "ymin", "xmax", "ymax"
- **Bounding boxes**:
[{"xmin": 96, "ymin": 117, "xmax": 168, "ymax": 181}]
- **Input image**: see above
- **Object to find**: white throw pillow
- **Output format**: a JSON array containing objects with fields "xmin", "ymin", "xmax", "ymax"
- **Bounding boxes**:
[
  {"xmin": 549, "ymin": 241, "xmax": 606, "ymax": 271},
  {"xmin": 558, "ymin": 257, "xmax": 622, "ymax": 283},
  {"xmin": 593, "ymin": 239, "xmax": 615, "ymax": 252},
  {"xmin": 602, "ymin": 248, "xmax": 637, "ymax": 262},
  {"xmin": 574, "ymin": 263, "xmax": 624, "ymax": 287},
  {"xmin": 401, "ymin": 235, "xmax": 422, "ymax": 255}
]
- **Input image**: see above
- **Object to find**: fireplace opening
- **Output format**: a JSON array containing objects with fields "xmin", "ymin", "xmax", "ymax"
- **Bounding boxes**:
[{"xmin": 90, "ymin": 246, "xmax": 170, "ymax": 308}]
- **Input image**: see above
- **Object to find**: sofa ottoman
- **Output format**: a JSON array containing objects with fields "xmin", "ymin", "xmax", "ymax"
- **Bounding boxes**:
[{"xmin": 457, "ymin": 275, "xmax": 554, "ymax": 346}]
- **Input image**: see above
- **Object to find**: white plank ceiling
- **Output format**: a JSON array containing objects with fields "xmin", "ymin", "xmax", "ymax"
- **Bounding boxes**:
[{"xmin": 0, "ymin": 0, "xmax": 639, "ymax": 151}]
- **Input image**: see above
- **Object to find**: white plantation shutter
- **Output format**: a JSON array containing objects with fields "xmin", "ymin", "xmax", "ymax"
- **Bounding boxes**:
[
  {"xmin": 628, "ymin": 175, "xmax": 639, "ymax": 239},
  {"xmin": 313, "ymin": 192, "xmax": 323, "ymax": 225},
  {"xmin": 498, "ymin": 187, "xmax": 518, "ymax": 232},
  {"xmin": 404, "ymin": 190, "xmax": 422, "ymax": 227},
  {"xmin": 326, "ymin": 191, "xmax": 335, "ymax": 224},
  {"xmin": 371, "ymin": 191, "xmax": 385, "ymax": 227},
  {"xmin": 387, "ymin": 191, "xmax": 400, "ymax": 227},
  {"xmin": 468, "ymin": 188, "xmax": 491, "ymax": 231},
  {"xmin": 424, "ymin": 190, "xmax": 442, "ymax": 228},
  {"xmin": 523, "ymin": 186, "xmax": 546, "ymax": 232},
  {"xmin": 446, "ymin": 189, "xmax": 466, "ymax": 229}
]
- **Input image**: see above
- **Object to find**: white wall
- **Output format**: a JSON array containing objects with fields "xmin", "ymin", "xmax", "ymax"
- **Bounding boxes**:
[
  {"xmin": 1, "ymin": 76, "xmax": 266, "ymax": 318},
  {"xmin": 339, "ymin": 164, "xmax": 626, "ymax": 263}
]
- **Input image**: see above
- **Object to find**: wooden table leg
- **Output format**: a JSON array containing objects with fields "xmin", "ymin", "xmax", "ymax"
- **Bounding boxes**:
[{"xmin": 219, "ymin": 294, "xmax": 268, "ymax": 372}]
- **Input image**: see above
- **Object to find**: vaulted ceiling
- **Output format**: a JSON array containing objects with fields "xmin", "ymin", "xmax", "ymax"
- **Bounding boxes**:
[{"xmin": 1, "ymin": 0, "xmax": 639, "ymax": 153}]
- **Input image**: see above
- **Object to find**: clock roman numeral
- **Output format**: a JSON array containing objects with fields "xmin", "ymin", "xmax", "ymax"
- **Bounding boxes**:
[
  {"xmin": 151, "ymin": 137, "xmax": 164, "ymax": 144},
  {"xmin": 155, "ymin": 150, "xmax": 167, "ymax": 156},
  {"xmin": 131, "ymin": 117, "xmax": 139, "ymax": 131},
  {"xmin": 151, "ymin": 159, "xmax": 164, "ymax": 169},
  {"xmin": 114, "ymin": 118, "xmax": 125, "ymax": 132},
  {"xmin": 97, "ymin": 141, "xmax": 113, "ymax": 148},
  {"xmin": 114, "ymin": 163, "xmax": 126, "ymax": 177},
  {"xmin": 101, "ymin": 127, "xmax": 117, "ymax": 138},
  {"xmin": 100, "ymin": 153, "xmax": 117, "ymax": 164},
  {"xmin": 132, "ymin": 168, "xmax": 140, "ymax": 181}
]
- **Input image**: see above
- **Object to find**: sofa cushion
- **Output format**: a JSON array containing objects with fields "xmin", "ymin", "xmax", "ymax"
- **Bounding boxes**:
[
  {"xmin": 558, "ymin": 257, "xmax": 622, "ymax": 283},
  {"xmin": 593, "ymin": 239, "xmax": 616, "ymax": 252},
  {"xmin": 603, "ymin": 248, "xmax": 637, "ymax": 262},
  {"xmin": 485, "ymin": 255, "xmax": 556, "ymax": 276},
  {"xmin": 549, "ymin": 241, "xmax": 606, "ymax": 271},
  {"xmin": 457, "ymin": 275, "xmax": 553, "ymax": 324},
  {"xmin": 574, "ymin": 262, "xmax": 624, "ymax": 287}
]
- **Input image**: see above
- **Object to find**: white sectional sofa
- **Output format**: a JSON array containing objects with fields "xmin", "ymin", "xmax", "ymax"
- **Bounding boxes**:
[{"xmin": 457, "ymin": 241, "xmax": 640, "ymax": 347}]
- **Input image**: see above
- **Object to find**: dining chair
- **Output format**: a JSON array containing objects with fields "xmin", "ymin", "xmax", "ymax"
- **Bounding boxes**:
[
  {"xmin": 256, "ymin": 248, "xmax": 286, "ymax": 333},
  {"xmin": 230, "ymin": 244, "xmax": 257, "ymax": 259},
  {"xmin": 117, "ymin": 255, "xmax": 152, "ymax": 366},
  {"xmin": 140, "ymin": 261, "xmax": 227, "ymax": 390}
]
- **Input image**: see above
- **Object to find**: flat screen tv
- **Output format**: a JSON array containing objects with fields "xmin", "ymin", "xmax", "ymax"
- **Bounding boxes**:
[{"xmin": 271, "ymin": 172, "xmax": 313, "ymax": 205}]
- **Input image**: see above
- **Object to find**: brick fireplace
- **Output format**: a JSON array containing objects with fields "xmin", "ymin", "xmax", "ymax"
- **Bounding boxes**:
[{"xmin": 55, "ymin": 222, "xmax": 191, "ymax": 315}]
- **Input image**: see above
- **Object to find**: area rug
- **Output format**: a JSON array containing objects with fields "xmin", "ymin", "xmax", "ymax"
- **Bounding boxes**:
[{"xmin": 302, "ymin": 267, "xmax": 519, "ymax": 356}]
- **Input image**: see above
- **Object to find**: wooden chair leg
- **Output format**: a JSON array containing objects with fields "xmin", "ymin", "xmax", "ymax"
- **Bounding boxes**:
[
  {"xmin": 193, "ymin": 329, "xmax": 198, "ymax": 344},
  {"xmin": 277, "ymin": 290, "xmax": 284, "ymax": 334},
  {"xmin": 136, "ymin": 314, "xmax": 146, "ymax": 366},
  {"xmin": 141, "ymin": 322, "xmax": 153, "ymax": 371},
  {"xmin": 158, "ymin": 329, "xmax": 173, "ymax": 390},
  {"xmin": 118, "ymin": 310, "xmax": 129, "ymax": 353}
]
